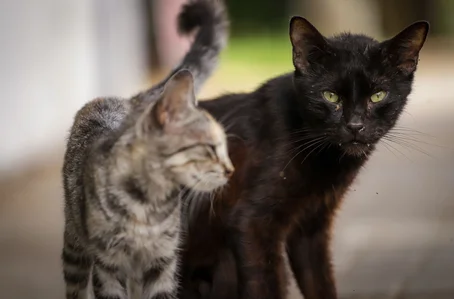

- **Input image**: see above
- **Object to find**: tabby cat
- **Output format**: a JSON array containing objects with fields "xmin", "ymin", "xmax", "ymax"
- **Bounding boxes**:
[
  {"xmin": 179, "ymin": 17, "xmax": 429, "ymax": 299},
  {"xmin": 61, "ymin": 1, "xmax": 230, "ymax": 299}
]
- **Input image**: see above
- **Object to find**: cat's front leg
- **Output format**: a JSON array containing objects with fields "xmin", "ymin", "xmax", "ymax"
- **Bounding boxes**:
[
  {"xmin": 286, "ymin": 222, "xmax": 337, "ymax": 299},
  {"xmin": 92, "ymin": 256, "xmax": 127, "ymax": 299},
  {"xmin": 229, "ymin": 217, "xmax": 287, "ymax": 299}
]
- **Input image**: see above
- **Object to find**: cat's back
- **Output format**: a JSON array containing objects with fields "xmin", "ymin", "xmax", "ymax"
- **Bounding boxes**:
[
  {"xmin": 62, "ymin": 97, "xmax": 130, "ymax": 230},
  {"xmin": 63, "ymin": 97, "xmax": 129, "ymax": 176}
]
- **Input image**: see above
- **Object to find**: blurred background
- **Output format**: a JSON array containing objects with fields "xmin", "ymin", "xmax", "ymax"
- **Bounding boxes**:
[{"xmin": 0, "ymin": 0, "xmax": 453, "ymax": 298}]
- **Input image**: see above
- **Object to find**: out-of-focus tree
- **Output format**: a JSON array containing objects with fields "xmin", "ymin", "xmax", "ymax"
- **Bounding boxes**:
[
  {"xmin": 435, "ymin": 0, "xmax": 454, "ymax": 36},
  {"xmin": 226, "ymin": 0, "xmax": 290, "ymax": 35}
]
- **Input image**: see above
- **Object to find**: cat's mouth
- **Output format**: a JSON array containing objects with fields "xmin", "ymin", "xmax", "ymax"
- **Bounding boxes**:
[{"xmin": 340, "ymin": 141, "xmax": 372, "ymax": 157}]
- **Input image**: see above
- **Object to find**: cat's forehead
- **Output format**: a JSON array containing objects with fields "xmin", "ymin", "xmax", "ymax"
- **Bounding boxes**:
[
  {"xmin": 328, "ymin": 33, "xmax": 379, "ymax": 53},
  {"xmin": 202, "ymin": 112, "xmax": 226, "ymax": 143},
  {"xmin": 185, "ymin": 110, "xmax": 225, "ymax": 144}
]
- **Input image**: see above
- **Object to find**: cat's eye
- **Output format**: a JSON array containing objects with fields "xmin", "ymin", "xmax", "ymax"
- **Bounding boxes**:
[
  {"xmin": 370, "ymin": 91, "xmax": 387, "ymax": 103},
  {"xmin": 322, "ymin": 91, "xmax": 340, "ymax": 103},
  {"xmin": 206, "ymin": 144, "xmax": 217, "ymax": 159}
]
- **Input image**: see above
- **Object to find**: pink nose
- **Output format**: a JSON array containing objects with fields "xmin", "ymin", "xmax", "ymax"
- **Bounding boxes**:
[{"xmin": 224, "ymin": 166, "xmax": 234, "ymax": 177}]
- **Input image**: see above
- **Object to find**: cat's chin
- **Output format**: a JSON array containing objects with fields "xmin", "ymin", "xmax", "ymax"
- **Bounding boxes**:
[{"xmin": 341, "ymin": 142, "xmax": 372, "ymax": 157}]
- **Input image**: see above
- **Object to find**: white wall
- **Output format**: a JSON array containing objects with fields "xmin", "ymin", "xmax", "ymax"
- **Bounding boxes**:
[{"xmin": 0, "ymin": 0, "xmax": 148, "ymax": 172}]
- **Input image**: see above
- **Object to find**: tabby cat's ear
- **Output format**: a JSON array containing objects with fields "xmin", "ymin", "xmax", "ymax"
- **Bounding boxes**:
[
  {"xmin": 154, "ymin": 69, "xmax": 197, "ymax": 127},
  {"xmin": 137, "ymin": 70, "xmax": 197, "ymax": 134},
  {"xmin": 383, "ymin": 21, "xmax": 429, "ymax": 74},
  {"xmin": 289, "ymin": 16, "xmax": 327, "ymax": 72}
]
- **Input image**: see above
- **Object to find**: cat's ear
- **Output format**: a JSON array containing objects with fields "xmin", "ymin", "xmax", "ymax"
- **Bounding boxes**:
[
  {"xmin": 383, "ymin": 21, "xmax": 429, "ymax": 74},
  {"xmin": 154, "ymin": 69, "xmax": 197, "ymax": 127},
  {"xmin": 138, "ymin": 70, "xmax": 197, "ymax": 134},
  {"xmin": 289, "ymin": 16, "xmax": 328, "ymax": 72}
]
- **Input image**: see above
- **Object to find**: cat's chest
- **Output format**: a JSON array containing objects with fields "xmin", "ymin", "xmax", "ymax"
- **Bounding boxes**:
[
  {"xmin": 93, "ymin": 202, "xmax": 181, "ymax": 269},
  {"xmin": 122, "ymin": 201, "xmax": 180, "ymax": 245},
  {"xmin": 279, "ymin": 157, "xmax": 359, "ymax": 213}
]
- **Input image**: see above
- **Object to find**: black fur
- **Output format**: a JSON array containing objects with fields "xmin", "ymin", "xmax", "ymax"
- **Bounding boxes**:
[{"xmin": 180, "ymin": 18, "xmax": 429, "ymax": 299}]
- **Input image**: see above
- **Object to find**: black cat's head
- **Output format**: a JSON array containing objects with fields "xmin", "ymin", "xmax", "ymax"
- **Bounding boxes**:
[{"xmin": 289, "ymin": 17, "xmax": 429, "ymax": 156}]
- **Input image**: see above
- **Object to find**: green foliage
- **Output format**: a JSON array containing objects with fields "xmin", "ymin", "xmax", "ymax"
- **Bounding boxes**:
[
  {"xmin": 225, "ymin": 0, "xmax": 289, "ymax": 36},
  {"xmin": 220, "ymin": 34, "xmax": 293, "ymax": 76}
]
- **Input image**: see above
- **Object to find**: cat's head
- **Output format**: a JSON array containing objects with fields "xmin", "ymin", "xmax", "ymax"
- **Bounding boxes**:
[
  {"xmin": 289, "ymin": 17, "xmax": 429, "ymax": 156},
  {"xmin": 133, "ymin": 69, "xmax": 234, "ymax": 191}
]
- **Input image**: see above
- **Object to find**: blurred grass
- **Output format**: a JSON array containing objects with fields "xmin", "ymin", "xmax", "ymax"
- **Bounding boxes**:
[
  {"xmin": 222, "ymin": 34, "xmax": 291, "ymax": 72},
  {"xmin": 198, "ymin": 34, "xmax": 294, "ymax": 97}
]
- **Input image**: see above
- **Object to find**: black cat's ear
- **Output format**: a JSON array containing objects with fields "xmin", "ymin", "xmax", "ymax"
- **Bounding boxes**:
[
  {"xmin": 383, "ymin": 21, "xmax": 429, "ymax": 74},
  {"xmin": 289, "ymin": 16, "xmax": 328, "ymax": 71},
  {"xmin": 139, "ymin": 70, "xmax": 197, "ymax": 133}
]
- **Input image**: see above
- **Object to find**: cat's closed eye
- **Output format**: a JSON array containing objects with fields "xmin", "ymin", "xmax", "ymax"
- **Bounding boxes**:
[{"xmin": 205, "ymin": 144, "xmax": 218, "ymax": 160}]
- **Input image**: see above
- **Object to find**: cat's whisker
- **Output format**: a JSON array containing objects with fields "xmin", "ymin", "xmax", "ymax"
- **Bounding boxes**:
[
  {"xmin": 281, "ymin": 137, "xmax": 328, "ymax": 171},
  {"xmin": 391, "ymin": 126, "xmax": 434, "ymax": 137},
  {"xmin": 385, "ymin": 132, "xmax": 447, "ymax": 149},
  {"xmin": 338, "ymin": 151, "xmax": 346, "ymax": 162},
  {"xmin": 315, "ymin": 140, "xmax": 330, "ymax": 156},
  {"xmin": 217, "ymin": 101, "xmax": 250, "ymax": 126},
  {"xmin": 227, "ymin": 133, "xmax": 245, "ymax": 143},
  {"xmin": 380, "ymin": 139, "xmax": 414, "ymax": 162},
  {"xmin": 222, "ymin": 119, "xmax": 239, "ymax": 132},
  {"xmin": 208, "ymin": 188, "xmax": 219, "ymax": 219},
  {"xmin": 283, "ymin": 139, "xmax": 324, "ymax": 161},
  {"xmin": 380, "ymin": 140, "xmax": 400, "ymax": 159},
  {"xmin": 382, "ymin": 136, "xmax": 435, "ymax": 159},
  {"xmin": 286, "ymin": 133, "xmax": 325, "ymax": 145},
  {"xmin": 288, "ymin": 127, "xmax": 319, "ymax": 135},
  {"xmin": 300, "ymin": 139, "xmax": 328, "ymax": 165},
  {"xmin": 284, "ymin": 135, "xmax": 327, "ymax": 156}
]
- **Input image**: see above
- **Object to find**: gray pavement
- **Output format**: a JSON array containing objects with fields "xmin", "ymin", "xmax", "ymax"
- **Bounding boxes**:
[{"xmin": 1, "ymin": 73, "xmax": 453, "ymax": 299}]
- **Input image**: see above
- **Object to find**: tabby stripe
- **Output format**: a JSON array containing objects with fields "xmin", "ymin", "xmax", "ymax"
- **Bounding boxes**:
[
  {"xmin": 92, "ymin": 266, "xmax": 125, "ymax": 299},
  {"xmin": 152, "ymin": 198, "xmax": 180, "ymax": 223},
  {"xmin": 162, "ymin": 227, "xmax": 178, "ymax": 239},
  {"xmin": 143, "ymin": 256, "xmax": 173, "ymax": 285},
  {"xmin": 160, "ymin": 143, "xmax": 208, "ymax": 158},
  {"xmin": 123, "ymin": 177, "xmax": 147, "ymax": 203},
  {"xmin": 91, "ymin": 227, "xmax": 124, "ymax": 251},
  {"xmin": 105, "ymin": 191, "xmax": 128, "ymax": 217},
  {"xmin": 94, "ymin": 256, "xmax": 119, "ymax": 273},
  {"xmin": 151, "ymin": 292, "xmax": 175, "ymax": 299},
  {"xmin": 63, "ymin": 238, "xmax": 84, "ymax": 253},
  {"xmin": 63, "ymin": 270, "xmax": 89, "ymax": 285},
  {"xmin": 65, "ymin": 291, "xmax": 79, "ymax": 299},
  {"xmin": 91, "ymin": 237, "xmax": 107, "ymax": 251},
  {"xmin": 62, "ymin": 250, "xmax": 91, "ymax": 268}
]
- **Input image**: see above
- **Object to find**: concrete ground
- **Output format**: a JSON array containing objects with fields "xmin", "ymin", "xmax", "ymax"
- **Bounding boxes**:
[{"xmin": 1, "ymin": 61, "xmax": 454, "ymax": 298}]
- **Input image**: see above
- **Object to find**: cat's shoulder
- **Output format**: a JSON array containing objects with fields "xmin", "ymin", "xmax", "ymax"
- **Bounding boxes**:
[{"xmin": 74, "ymin": 97, "xmax": 127, "ymax": 125}]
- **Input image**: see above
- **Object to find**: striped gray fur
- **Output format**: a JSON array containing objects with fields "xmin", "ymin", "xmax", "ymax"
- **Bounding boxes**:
[
  {"xmin": 62, "ymin": 69, "xmax": 233, "ymax": 299},
  {"xmin": 61, "ymin": 1, "xmax": 230, "ymax": 298}
]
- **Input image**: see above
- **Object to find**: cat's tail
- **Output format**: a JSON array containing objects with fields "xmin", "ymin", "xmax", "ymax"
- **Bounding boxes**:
[
  {"xmin": 175, "ymin": 0, "xmax": 229, "ymax": 93},
  {"xmin": 146, "ymin": 0, "xmax": 229, "ymax": 97}
]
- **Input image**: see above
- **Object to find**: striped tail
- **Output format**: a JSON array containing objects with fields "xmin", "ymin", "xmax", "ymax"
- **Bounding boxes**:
[{"xmin": 142, "ymin": 0, "xmax": 229, "ymax": 99}]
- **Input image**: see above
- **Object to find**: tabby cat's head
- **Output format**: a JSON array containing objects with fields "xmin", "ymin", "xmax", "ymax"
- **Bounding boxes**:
[
  {"xmin": 289, "ymin": 17, "xmax": 429, "ymax": 156},
  {"xmin": 133, "ymin": 70, "xmax": 233, "ymax": 191}
]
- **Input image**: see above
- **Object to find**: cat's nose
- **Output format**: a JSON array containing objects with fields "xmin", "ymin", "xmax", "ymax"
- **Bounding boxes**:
[
  {"xmin": 224, "ymin": 165, "xmax": 234, "ymax": 177},
  {"xmin": 346, "ymin": 121, "xmax": 365, "ymax": 133}
]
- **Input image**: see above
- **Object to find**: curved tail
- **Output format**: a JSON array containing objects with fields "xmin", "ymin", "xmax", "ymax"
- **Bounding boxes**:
[{"xmin": 144, "ymin": 0, "xmax": 229, "ymax": 98}]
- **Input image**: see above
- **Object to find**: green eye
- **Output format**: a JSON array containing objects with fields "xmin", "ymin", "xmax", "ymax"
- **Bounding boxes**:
[
  {"xmin": 322, "ymin": 91, "xmax": 340, "ymax": 103},
  {"xmin": 370, "ymin": 91, "xmax": 387, "ymax": 103}
]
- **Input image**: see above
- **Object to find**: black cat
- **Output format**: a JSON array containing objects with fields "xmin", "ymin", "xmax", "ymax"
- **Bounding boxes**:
[{"xmin": 180, "ymin": 17, "xmax": 429, "ymax": 299}]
